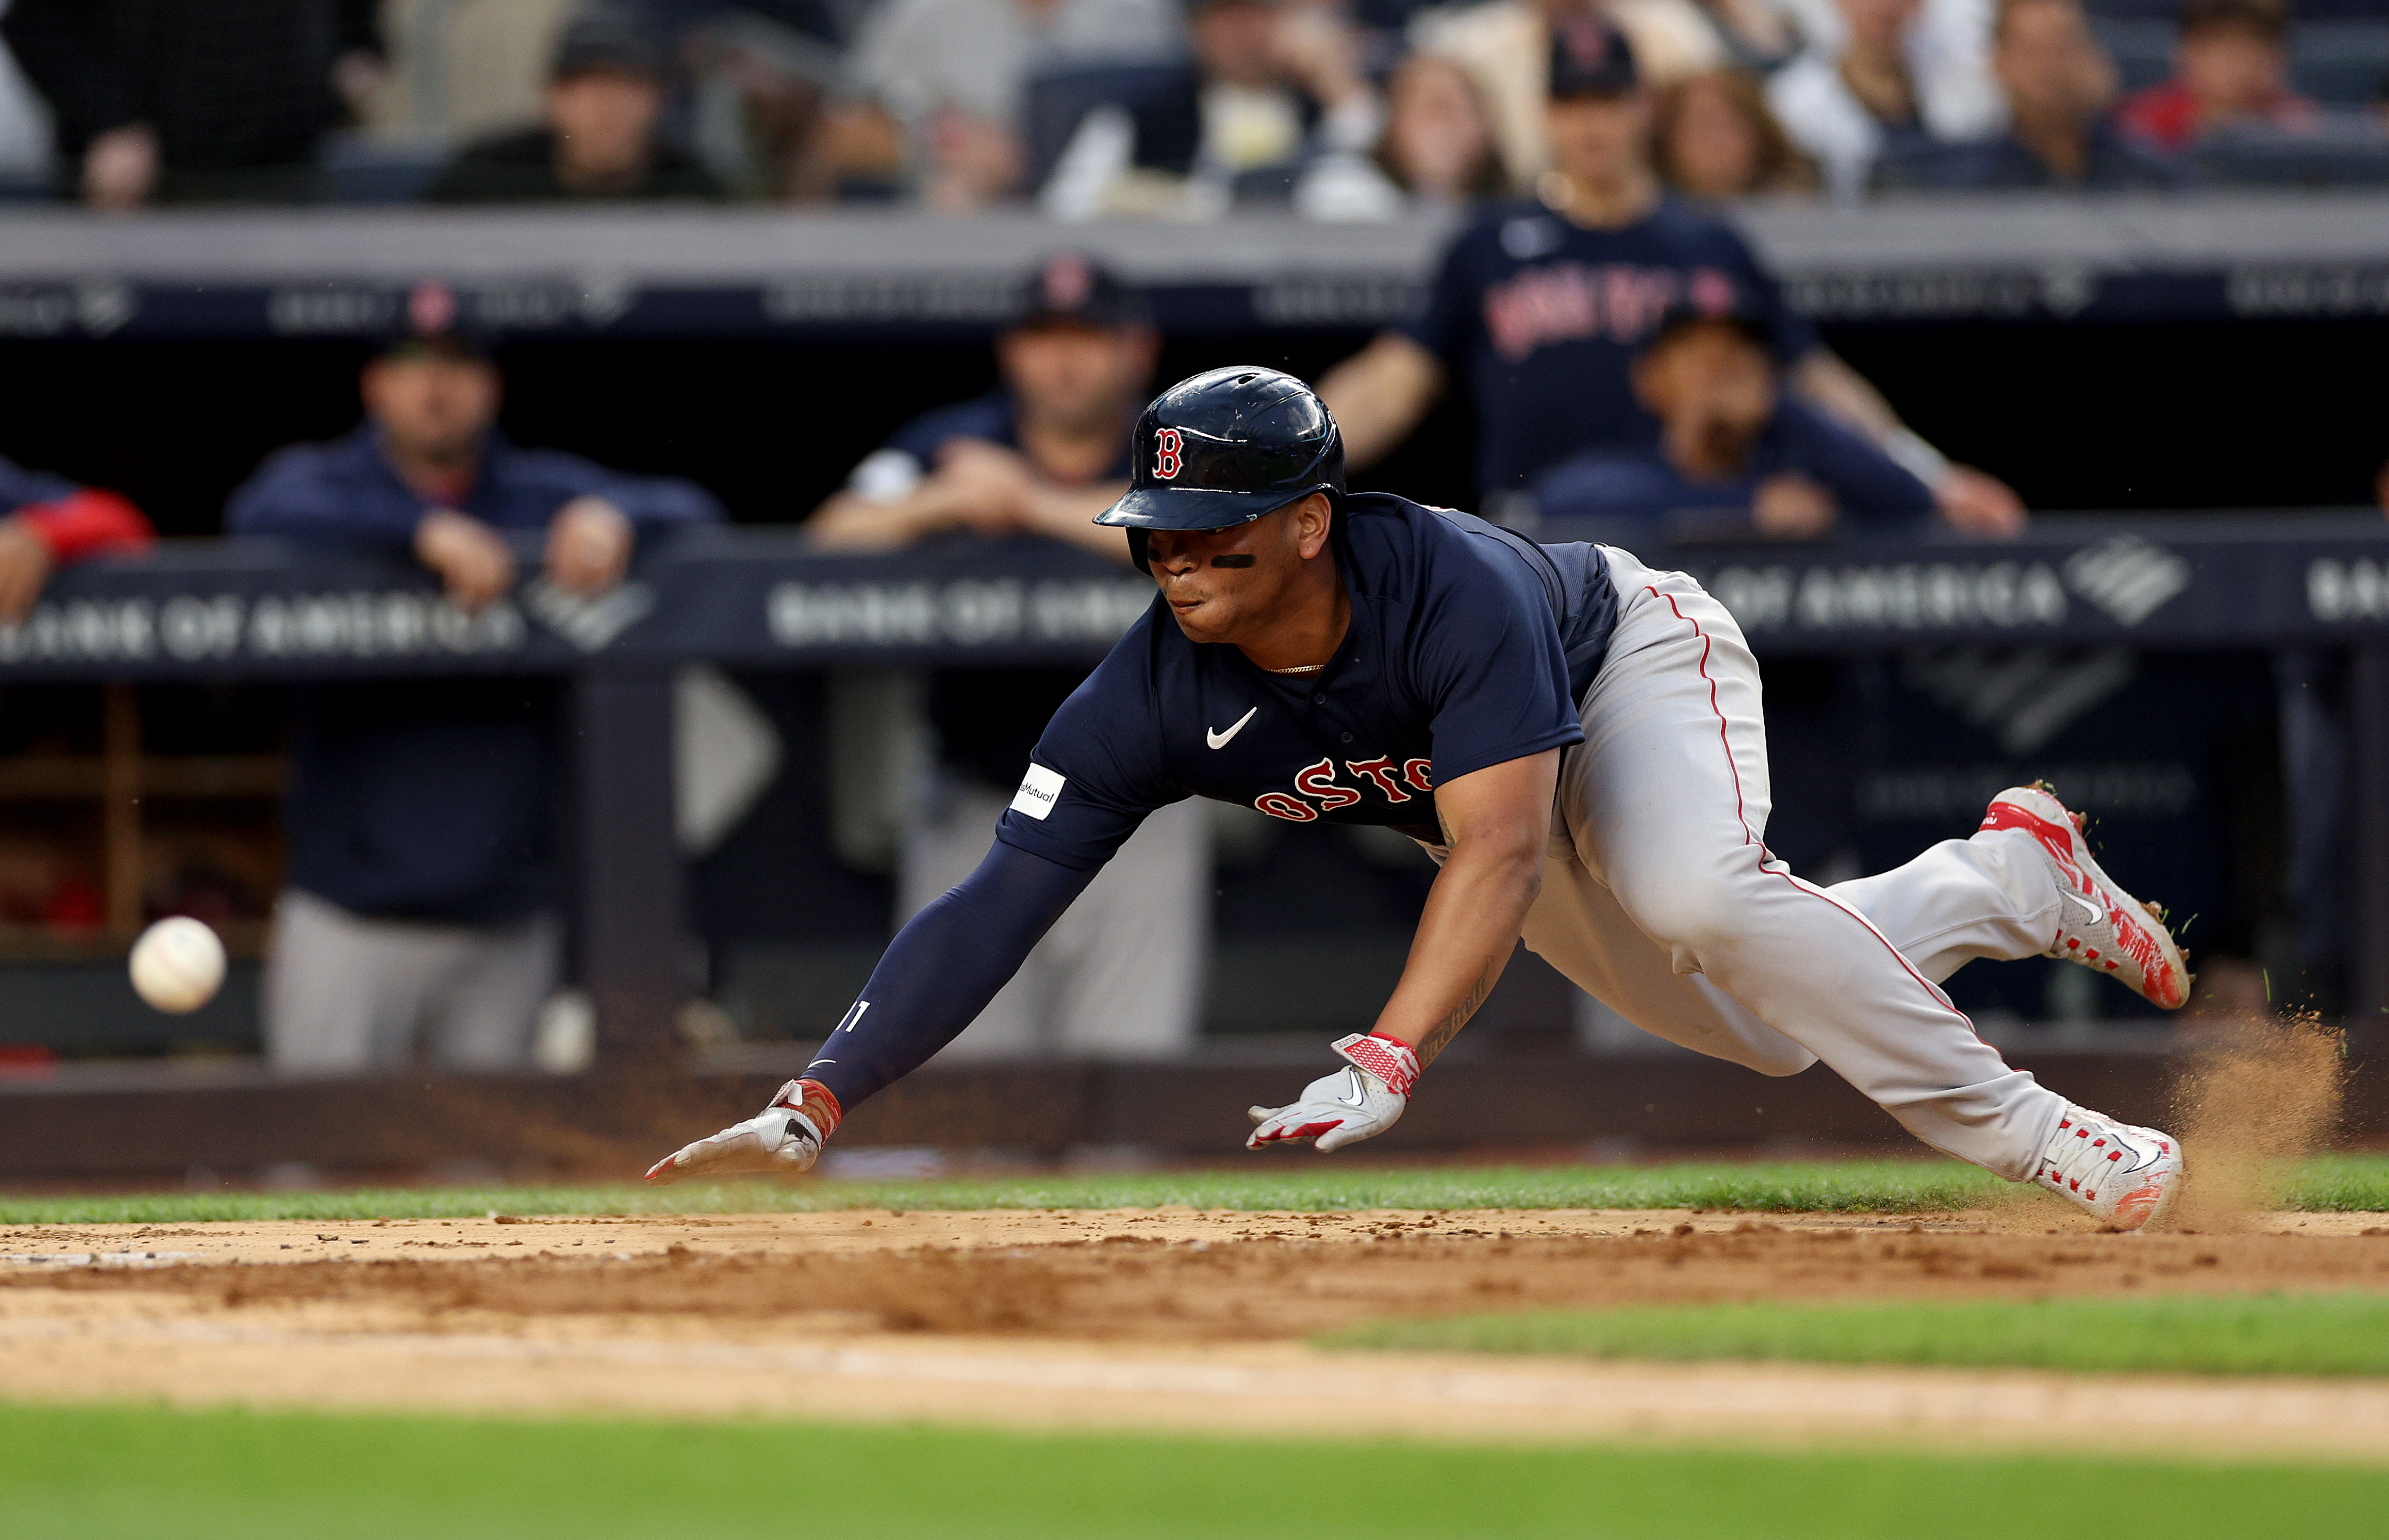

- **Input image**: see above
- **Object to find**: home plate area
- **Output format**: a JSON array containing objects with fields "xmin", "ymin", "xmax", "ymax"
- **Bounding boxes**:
[{"xmin": 4, "ymin": 1204, "xmax": 2388, "ymax": 1460}]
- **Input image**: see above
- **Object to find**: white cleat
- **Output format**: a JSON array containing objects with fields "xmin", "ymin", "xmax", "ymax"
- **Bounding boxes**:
[
  {"xmin": 2035, "ymin": 1102, "xmax": 2184, "ymax": 1230},
  {"xmin": 644, "ymin": 1080, "xmax": 828, "ymax": 1185},
  {"xmin": 1981, "ymin": 783, "xmax": 2190, "ymax": 1010}
]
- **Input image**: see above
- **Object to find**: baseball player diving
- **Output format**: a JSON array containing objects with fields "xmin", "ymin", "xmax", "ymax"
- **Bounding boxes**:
[{"xmin": 649, "ymin": 367, "xmax": 2190, "ymax": 1229}]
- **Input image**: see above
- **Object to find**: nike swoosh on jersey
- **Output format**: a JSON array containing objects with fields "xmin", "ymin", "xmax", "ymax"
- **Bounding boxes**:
[{"xmin": 1206, "ymin": 706, "xmax": 1259, "ymax": 750}]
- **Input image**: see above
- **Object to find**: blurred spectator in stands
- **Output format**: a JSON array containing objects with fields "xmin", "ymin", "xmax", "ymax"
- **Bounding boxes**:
[
  {"xmin": 655, "ymin": 0, "xmax": 863, "ymax": 199},
  {"xmin": 2118, "ymin": 0, "xmax": 2314, "ymax": 153},
  {"xmin": 1768, "ymin": 0, "xmax": 2005, "ymax": 198},
  {"xmin": 0, "ymin": 2, "xmax": 53, "ymax": 193},
  {"xmin": 1410, "ymin": 0, "xmax": 1732, "ymax": 191},
  {"xmin": 1369, "ymin": 51, "xmax": 1509, "ymax": 208},
  {"xmin": 1038, "ymin": 0, "xmax": 1382, "ymax": 219},
  {"xmin": 1875, "ymin": 0, "xmax": 2187, "ymax": 187},
  {"xmin": 843, "ymin": 0, "xmax": 1181, "ymax": 211},
  {"xmin": 1656, "ymin": 68, "xmax": 1817, "ymax": 196},
  {"xmin": 0, "ymin": 458, "xmax": 152, "ymax": 624},
  {"xmin": 1320, "ymin": 14, "xmax": 2023, "ymax": 530},
  {"xmin": 1692, "ymin": 0, "xmax": 1802, "ymax": 73},
  {"xmin": 359, "ymin": 1, "xmax": 573, "ymax": 151},
  {"xmin": 2, "ymin": 0, "xmax": 382, "ymax": 206},
  {"xmin": 226, "ymin": 293, "xmax": 723, "ymax": 1075},
  {"xmin": 425, "ymin": 5, "xmax": 724, "ymax": 202},
  {"xmin": 807, "ymin": 254, "xmax": 1207, "ymax": 1061},
  {"xmin": 1533, "ymin": 302, "xmax": 1939, "ymax": 534}
]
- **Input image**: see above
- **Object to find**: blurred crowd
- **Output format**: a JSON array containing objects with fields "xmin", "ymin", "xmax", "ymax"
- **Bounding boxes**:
[{"xmin": 0, "ymin": 0, "xmax": 2384, "ymax": 214}]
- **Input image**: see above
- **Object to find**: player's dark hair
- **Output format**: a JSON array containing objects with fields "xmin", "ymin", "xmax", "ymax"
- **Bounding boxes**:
[{"xmin": 2178, "ymin": 0, "xmax": 2288, "ymax": 40}]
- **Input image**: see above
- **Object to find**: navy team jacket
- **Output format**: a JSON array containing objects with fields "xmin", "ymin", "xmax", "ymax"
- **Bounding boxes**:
[{"xmin": 228, "ymin": 426, "xmax": 723, "ymax": 924}]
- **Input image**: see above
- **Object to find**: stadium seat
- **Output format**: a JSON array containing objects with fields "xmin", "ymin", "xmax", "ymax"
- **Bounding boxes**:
[
  {"xmin": 2194, "ymin": 115, "xmax": 2389, "ymax": 184},
  {"xmin": 318, "ymin": 131, "xmax": 450, "ymax": 204},
  {"xmin": 2090, "ymin": 16, "xmax": 2179, "ymax": 93},
  {"xmin": 2293, "ymin": 23, "xmax": 2389, "ymax": 105}
]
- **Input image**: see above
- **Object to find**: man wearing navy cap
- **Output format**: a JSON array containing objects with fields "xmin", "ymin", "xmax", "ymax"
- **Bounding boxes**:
[
  {"xmin": 424, "ymin": 4, "xmax": 725, "ymax": 203},
  {"xmin": 1533, "ymin": 301, "xmax": 1939, "ymax": 537},
  {"xmin": 805, "ymin": 253, "xmax": 1208, "ymax": 1062},
  {"xmin": 228, "ymin": 294, "xmax": 723, "ymax": 1074},
  {"xmin": 1319, "ymin": 12, "xmax": 2022, "ymax": 534}
]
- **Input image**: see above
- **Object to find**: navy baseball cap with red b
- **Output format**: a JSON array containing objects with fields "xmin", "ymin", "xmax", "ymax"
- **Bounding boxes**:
[
  {"xmin": 1548, "ymin": 12, "xmax": 1639, "ymax": 98},
  {"xmin": 379, "ymin": 279, "xmax": 493, "ymax": 361},
  {"xmin": 1013, "ymin": 251, "xmax": 1150, "ymax": 332}
]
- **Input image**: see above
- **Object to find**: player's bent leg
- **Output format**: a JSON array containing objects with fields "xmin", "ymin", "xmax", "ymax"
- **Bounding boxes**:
[
  {"xmin": 1573, "ymin": 552, "xmax": 2063, "ymax": 1180},
  {"xmin": 1565, "ymin": 552, "xmax": 2187, "ymax": 1223},
  {"xmin": 1518, "ymin": 854, "xmax": 1816, "ymax": 1078},
  {"xmin": 1823, "ymin": 832, "xmax": 2060, "ymax": 986},
  {"xmin": 1824, "ymin": 784, "xmax": 2189, "ymax": 1008}
]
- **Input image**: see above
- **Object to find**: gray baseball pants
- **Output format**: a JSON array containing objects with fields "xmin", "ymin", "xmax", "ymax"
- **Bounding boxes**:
[
  {"xmin": 900, "ymin": 781, "xmax": 1209, "ymax": 1060},
  {"xmin": 1520, "ymin": 547, "xmax": 2073, "ymax": 1179},
  {"xmin": 263, "ymin": 888, "xmax": 560, "ymax": 1075}
]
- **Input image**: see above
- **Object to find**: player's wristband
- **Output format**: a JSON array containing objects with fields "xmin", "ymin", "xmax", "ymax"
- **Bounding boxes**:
[
  {"xmin": 771, "ymin": 1077, "xmax": 845, "ymax": 1139},
  {"xmin": 1884, "ymin": 429, "xmax": 1951, "ymax": 489},
  {"xmin": 1331, "ymin": 1032, "xmax": 1420, "ymax": 1098}
]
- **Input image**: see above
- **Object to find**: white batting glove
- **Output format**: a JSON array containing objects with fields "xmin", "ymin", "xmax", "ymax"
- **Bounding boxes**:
[
  {"xmin": 644, "ymin": 1078, "xmax": 840, "ymax": 1184},
  {"xmin": 1246, "ymin": 1032, "xmax": 1419, "ymax": 1153}
]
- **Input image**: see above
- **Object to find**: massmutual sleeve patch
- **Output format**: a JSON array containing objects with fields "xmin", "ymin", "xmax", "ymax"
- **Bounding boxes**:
[{"xmin": 1009, "ymin": 762, "xmax": 1067, "ymax": 821}]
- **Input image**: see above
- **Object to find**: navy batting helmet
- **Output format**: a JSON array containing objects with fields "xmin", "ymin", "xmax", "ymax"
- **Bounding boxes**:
[{"xmin": 1096, "ymin": 367, "xmax": 1344, "ymax": 553}]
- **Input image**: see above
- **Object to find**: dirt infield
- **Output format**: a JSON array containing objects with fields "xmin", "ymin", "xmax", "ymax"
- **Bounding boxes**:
[{"xmin": 5, "ymin": 1206, "xmax": 2388, "ymax": 1458}]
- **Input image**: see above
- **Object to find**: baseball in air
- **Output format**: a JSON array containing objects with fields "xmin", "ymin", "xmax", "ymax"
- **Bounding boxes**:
[{"xmin": 129, "ymin": 917, "xmax": 227, "ymax": 1014}]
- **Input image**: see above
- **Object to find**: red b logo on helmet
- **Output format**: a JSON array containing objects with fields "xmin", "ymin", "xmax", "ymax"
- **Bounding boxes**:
[{"xmin": 1153, "ymin": 427, "xmax": 1184, "ymax": 480}]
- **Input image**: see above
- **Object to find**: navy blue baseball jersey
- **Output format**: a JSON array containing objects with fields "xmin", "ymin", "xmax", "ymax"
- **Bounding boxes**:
[
  {"xmin": 1401, "ymin": 196, "xmax": 1819, "ymax": 498},
  {"xmin": 991, "ymin": 493, "xmax": 1619, "ymax": 871}
]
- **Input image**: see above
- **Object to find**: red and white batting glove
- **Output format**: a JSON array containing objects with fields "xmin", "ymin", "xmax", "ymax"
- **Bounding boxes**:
[
  {"xmin": 644, "ymin": 1078, "xmax": 840, "ymax": 1184},
  {"xmin": 1246, "ymin": 1032, "xmax": 1417, "ymax": 1153}
]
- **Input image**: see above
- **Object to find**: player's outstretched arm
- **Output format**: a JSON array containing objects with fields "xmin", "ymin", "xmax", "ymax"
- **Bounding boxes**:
[
  {"xmin": 645, "ymin": 841, "xmax": 1099, "ymax": 1182},
  {"xmin": 1248, "ymin": 749, "xmax": 1560, "ymax": 1152}
]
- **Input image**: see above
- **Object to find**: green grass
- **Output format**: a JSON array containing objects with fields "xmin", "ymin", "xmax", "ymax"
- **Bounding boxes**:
[
  {"xmin": 5, "ymin": 1154, "xmax": 2383, "ymax": 1227},
  {"xmin": 2286, "ymin": 1153, "xmax": 2389, "ymax": 1212},
  {"xmin": 1324, "ymin": 1293, "xmax": 2389, "ymax": 1379},
  {"xmin": 0, "ymin": 1159, "xmax": 2014, "ymax": 1226},
  {"xmin": 1, "ymin": 1402, "xmax": 2384, "ymax": 1540}
]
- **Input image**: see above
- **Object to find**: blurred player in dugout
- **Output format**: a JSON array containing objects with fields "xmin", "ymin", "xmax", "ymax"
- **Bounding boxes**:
[
  {"xmin": 0, "ymin": 460, "xmax": 153, "ymax": 623},
  {"xmin": 228, "ymin": 299, "xmax": 723, "ymax": 1074},
  {"xmin": 1319, "ymin": 12, "xmax": 2026, "ymax": 537},
  {"xmin": 807, "ymin": 253, "xmax": 1208, "ymax": 1060}
]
